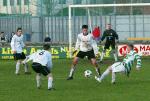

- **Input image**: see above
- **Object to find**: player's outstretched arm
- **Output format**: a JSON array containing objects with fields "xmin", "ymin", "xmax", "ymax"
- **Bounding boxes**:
[{"xmin": 134, "ymin": 53, "xmax": 142, "ymax": 71}]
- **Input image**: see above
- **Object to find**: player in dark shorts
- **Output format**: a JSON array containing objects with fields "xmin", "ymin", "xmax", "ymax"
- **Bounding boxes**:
[
  {"xmin": 99, "ymin": 24, "xmax": 119, "ymax": 63},
  {"xmin": 11, "ymin": 28, "xmax": 30, "ymax": 75},
  {"xmin": 67, "ymin": 25, "xmax": 101, "ymax": 80},
  {"xmin": 22, "ymin": 44, "xmax": 53, "ymax": 90}
]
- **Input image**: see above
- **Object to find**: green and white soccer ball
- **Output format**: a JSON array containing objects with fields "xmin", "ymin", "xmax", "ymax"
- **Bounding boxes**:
[{"xmin": 84, "ymin": 70, "xmax": 92, "ymax": 78}]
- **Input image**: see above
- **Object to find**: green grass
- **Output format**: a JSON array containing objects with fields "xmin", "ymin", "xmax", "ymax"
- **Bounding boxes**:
[{"xmin": 0, "ymin": 58, "xmax": 150, "ymax": 101}]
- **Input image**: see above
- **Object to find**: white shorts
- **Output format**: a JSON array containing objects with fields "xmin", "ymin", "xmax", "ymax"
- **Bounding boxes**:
[{"xmin": 111, "ymin": 62, "xmax": 125, "ymax": 73}]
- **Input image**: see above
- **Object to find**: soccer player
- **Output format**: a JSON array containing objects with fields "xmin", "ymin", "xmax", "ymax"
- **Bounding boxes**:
[
  {"xmin": 99, "ymin": 24, "xmax": 119, "ymax": 63},
  {"xmin": 11, "ymin": 28, "xmax": 29, "ymax": 75},
  {"xmin": 22, "ymin": 44, "xmax": 53, "ymax": 90},
  {"xmin": 95, "ymin": 44, "xmax": 142, "ymax": 84},
  {"xmin": 67, "ymin": 25, "xmax": 101, "ymax": 80}
]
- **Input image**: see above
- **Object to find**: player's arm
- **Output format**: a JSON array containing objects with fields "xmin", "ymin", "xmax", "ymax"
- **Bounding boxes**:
[
  {"xmin": 22, "ymin": 53, "xmax": 36, "ymax": 64},
  {"xmin": 114, "ymin": 31, "xmax": 119, "ymax": 43},
  {"xmin": 73, "ymin": 35, "xmax": 81, "ymax": 55},
  {"xmin": 47, "ymin": 53, "xmax": 53, "ymax": 70},
  {"xmin": 134, "ymin": 53, "xmax": 142, "ymax": 70},
  {"xmin": 21, "ymin": 36, "xmax": 25, "ymax": 48},
  {"xmin": 91, "ymin": 37, "xmax": 99, "ymax": 57},
  {"xmin": 10, "ymin": 36, "xmax": 17, "ymax": 53}
]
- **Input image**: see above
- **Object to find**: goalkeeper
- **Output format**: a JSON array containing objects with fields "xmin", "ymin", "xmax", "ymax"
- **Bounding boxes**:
[{"xmin": 99, "ymin": 24, "xmax": 119, "ymax": 63}]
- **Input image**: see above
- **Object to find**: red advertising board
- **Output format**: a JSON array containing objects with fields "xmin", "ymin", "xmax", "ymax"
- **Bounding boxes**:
[{"xmin": 118, "ymin": 44, "xmax": 150, "ymax": 56}]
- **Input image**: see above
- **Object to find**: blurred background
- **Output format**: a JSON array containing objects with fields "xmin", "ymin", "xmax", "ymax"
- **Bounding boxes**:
[{"xmin": 0, "ymin": 0, "xmax": 150, "ymax": 43}]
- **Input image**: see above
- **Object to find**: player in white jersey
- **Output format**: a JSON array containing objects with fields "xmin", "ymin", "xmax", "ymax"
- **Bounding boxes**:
[
  {"xmin": 95, "ymin": 44, "xmax": 142, "ymax": 84},
  {"xmin": 22, "ymin": 44, "xmax": 53, "ymax": 90},
  {"xmin": 67, "ymin": 25, "xmax": 101, "ymax": 80},
  {"xmin": 10, "ymin": 28, "xmax": 29, "ymax": 75}
]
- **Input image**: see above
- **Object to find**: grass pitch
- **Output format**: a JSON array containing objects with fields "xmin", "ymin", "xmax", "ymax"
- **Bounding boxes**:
[{"xmin": 0, "ymin": 58, "xmax": 150, "ymax": 101}]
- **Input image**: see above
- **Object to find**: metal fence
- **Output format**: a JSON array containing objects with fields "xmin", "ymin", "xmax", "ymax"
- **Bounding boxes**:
[{"xmin": 0, "ymin": 14, "xmax": 150, "ymax": 43}]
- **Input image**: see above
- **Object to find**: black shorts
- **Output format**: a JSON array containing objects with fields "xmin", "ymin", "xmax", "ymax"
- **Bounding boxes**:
[
  {"xmin": 104, "ymin": 41, "xmax": 116, "ymax": 50},
  {"xmin": 76, "ymin": 49, "xmax": 95, "ymax": 60},
  {"xmin": 32, "ymin": 62, "xmax": 50, "ymax": 76},
  {"xmin": 13, "ymin": 52, "xmax": 26, "ymax": 60}
]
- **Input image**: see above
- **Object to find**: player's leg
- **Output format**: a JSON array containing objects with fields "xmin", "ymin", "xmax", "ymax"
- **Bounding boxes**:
[
  {"xmin": 99, "ymin": 42, "xmax": 110, "ymax": 63},
  {"xmin": 95, "ymin": 62, "xmax": 125, "ymax": 83},
  {"xmin": 36, "ymin": 73, "xmax": 41, "ymax": 88},
  {"xmin": 15, "ymin": 60, "xmax": 21, "ymax": 75},
  {"xmin": 41, "ymin": 66, "xmax": 53, "ymax": 90},
  {"xmin": 21, "ymin": 52, "xmax": 30, "ymax": 74},
  {"xmin": 95, "ymin": 66, "xmax": 112, "ymax": 82},
  {"xmin": 67, "ymin": 57, "xmax": 79, "ymax": 80},
  {"xmin": 91, "ymin": 58, "xmax": 101, "ymax": 77},
  {"xmin": 13, "ymin": 53, "xmax": 21, "ymax": 75},
  {"xmin": 111, "ymin": 43, "xmax": 118, "ymax": 62},
  {"xmin": 32, "ymin": 62, "xmax": 42, "ymax": 88},
  {"xmin": 67, "ymin": 51, "xmax": 85, "ymax": 80},
  {"xmin": 47, "ymin": 73, "xmax": 53, "ymax": 90},
  {"xmin": 88, "ymin": 50, "xmax": 101, "ymax": 77}
]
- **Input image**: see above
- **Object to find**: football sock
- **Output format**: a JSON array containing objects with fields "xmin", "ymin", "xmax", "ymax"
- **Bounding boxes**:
[
  {"xmin": 69, "ymin": 66, "xmax": 76, "ymax": 77},
  {"xmin": 95, "ymin": 68, "xmax": 101, "ymax": 76},
  {"xmin": 100, "ymin": 52, "xmax": 105, "ymax": 61},
  {"xmin": 99, "ymin": 69, "xmax": 110, "ymax": 81},
  {"xmin": 113, "ymin": 53, "xmax": 118, "ymax": 62},
  {"xmin": 16, "ymin": 61, "xmax": 20, "ymax": 74},
  {"xmin": 36, "ymin": 74, "xmax": 41, "ymax": 88},
  {"xmin": 48, "ymin": 77, "xmax": 53, "ymax": 89},
  {"xmin": 24, "ymin": 63, "xmax": 29, "ymax": 72},
  {"xmin": 112, "ymin": 72, "xmax": 116, "ymax": 83}
]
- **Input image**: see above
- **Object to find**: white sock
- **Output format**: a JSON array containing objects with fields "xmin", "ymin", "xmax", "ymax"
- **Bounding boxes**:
[
  {"xmin": 48, "ymin": 77, "xmax": 53, "ymax": 89},
  {"xmin": 113, "ymin": 53, "xmax": 118, "ymax": 62},
  {"xmin": 99, "ymin": 69, "xmax": 110, "ymax": 81},
  {"xmin": 24, "ymin": 63, "xmax": 28, "ymax": 72},
  {"xmin": 16, "ymin": 61, "xmax": 20, "ymax": 74},
  {"xmin": 112, "ymin": 72, "xmax": 116, "ymax": 83},
  {"xmin": 69, "ymin": 66, "xmax": 76, "ymax": 77},
  {"xmin": 36, "ymin": 74, "xmax": 41, "ymax": 88},
  {"xmin": 100, "ymin": 52, "xmax": 105, "ymax": 61}
]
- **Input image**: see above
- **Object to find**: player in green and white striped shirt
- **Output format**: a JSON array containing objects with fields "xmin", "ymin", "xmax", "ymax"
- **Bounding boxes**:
[{"xmin": 95, "ymin": 44, "xmax": 142, "ymax": 84}]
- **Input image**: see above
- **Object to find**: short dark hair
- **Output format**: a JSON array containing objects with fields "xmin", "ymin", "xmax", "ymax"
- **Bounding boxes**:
[
  {"xmin": 17, "ymin": 28, "xmax": 22, "ymax": 32},
  {"xmin": 128, "ymin": 44, "xmax": 134, "ymax": 50},
  {"xmin": 43, "ymin": 44, "xmax": 50, "ymax": 50},
  {"xmin": 82, "ymin": 25, "xmax": 88, "ymax": 29}
]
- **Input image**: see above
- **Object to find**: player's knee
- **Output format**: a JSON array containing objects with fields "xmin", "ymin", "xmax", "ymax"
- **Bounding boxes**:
[
  {"xmin": 73, "ymin": 58, "xmax": 78, "ymax": 65},
  {"xmin": 108, "ymin": 66, "xmax": 112, "ymax": 71}
]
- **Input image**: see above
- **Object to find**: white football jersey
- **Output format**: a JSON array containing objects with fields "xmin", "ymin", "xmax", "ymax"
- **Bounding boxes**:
[
  {"xmin": 75, "ymin": 33, "xmax": 98, "ymax": 55},
  {"xmin": 11, "ymin": 34, "xmax": 25, "ymax": 53},
  {"xmin": 27, "ymin": 50, "xmax": 52, "ymax": 68}
]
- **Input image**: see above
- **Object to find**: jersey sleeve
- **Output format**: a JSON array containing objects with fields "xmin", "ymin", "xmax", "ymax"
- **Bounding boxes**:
[
  {"xmin": 91, "ymin": 36, "xmax": 99, "ymax": 55},
  {"xmin": 47, "ymin": 53, "xmax": 53, "ymax": 69},
  {"xmin": 114, "ymin": 31, "xmax": 119, "ymax": 40},
  {"xmin": 75, "ymin": 35, "xmax": 81, "ymax": 50},
  {"xmin": 23, "ymin": 52, "xmax": 36, "ymax": 63},
  {"xmin": 134, "ymin": 52, "xmax": 142, "ymax": 68},
  {"xmin": 21, "ymin": 35, "xmax": 25, "ymax": 48},
  {"xmin": 10, "ymin": 36, "xmax": 16, "ymax": 51}
]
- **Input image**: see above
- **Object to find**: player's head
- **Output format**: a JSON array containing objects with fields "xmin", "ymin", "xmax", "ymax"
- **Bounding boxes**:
[
  {"xmin": 127, "ymin": 44, "xmax": 134, "ymax": 51},
  {"xmin": 43, "ymin": 44, "xmax": 50, "ymax": 50},
  {"xmin": 82, "ymin": 25, "xmax": 88, "ymax": 35},
  {"xmin": 16, "ymin": 28, "xmax": 22, "ymax": 36},
  {"xmin": 106, "ymin": 24, "xmax": 111, "ymax": 30}
]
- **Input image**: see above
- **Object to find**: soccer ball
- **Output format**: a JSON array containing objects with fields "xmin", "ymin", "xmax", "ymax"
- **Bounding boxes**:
[{"xmin": 84, "ymin": 70, "xmax": 92, "ymax": 78}]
